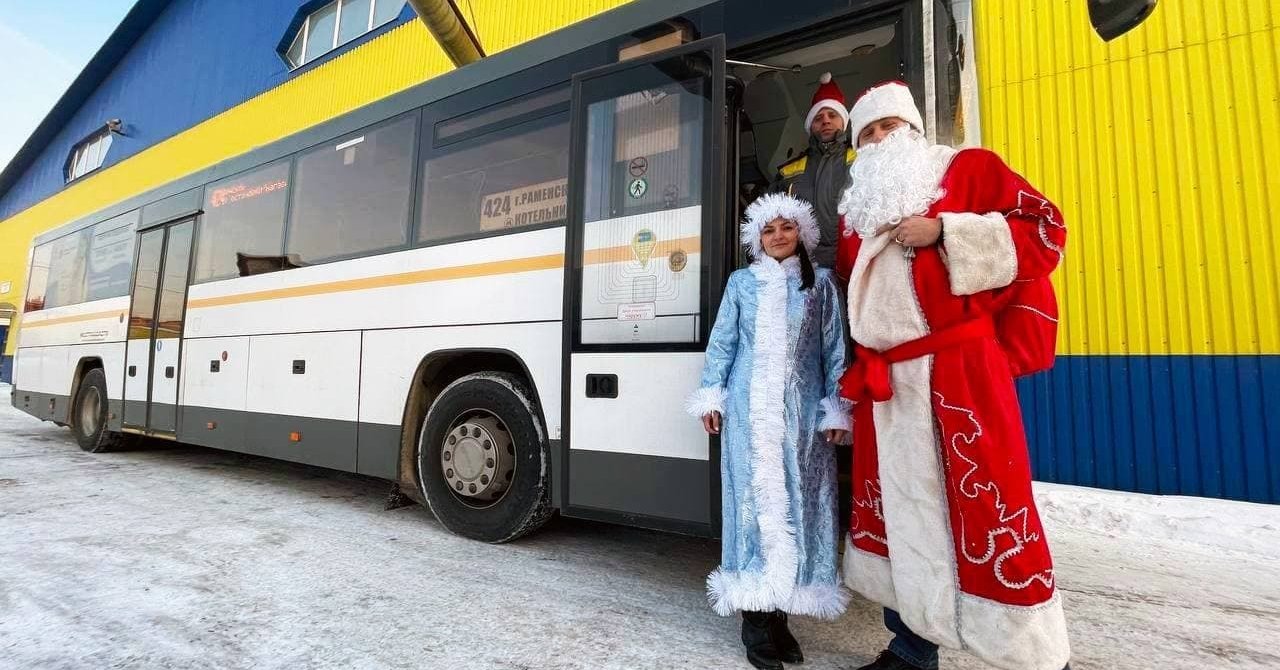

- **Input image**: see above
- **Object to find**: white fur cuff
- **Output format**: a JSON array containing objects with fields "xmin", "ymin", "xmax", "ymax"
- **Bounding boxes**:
[
  {"xmin": 817, "ymin": 395, "xmax": 853, "ymax": 434},
  {"xmin": 940, "ymin": 211, "xmax": 1018, "ymax": 295},
  {"xmin": 685, "ymin": 386, "xmax": 727, "ymax": 418},
  {"xmin": 707, "ymin": 568, "xmax": 850, "ymax": 620}
]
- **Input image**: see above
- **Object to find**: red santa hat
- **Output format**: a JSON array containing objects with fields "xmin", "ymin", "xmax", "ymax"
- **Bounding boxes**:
[
  {"xmin": 848, "ymin": 80, "xmax": 925, "ymax": 142},
  {"xmin": 741, "ymin": 193, "xmax": 820, "ymax": 259},
  {"xmin": 804, "ymin": 72, "xmax": 849, "ymax": 133}
]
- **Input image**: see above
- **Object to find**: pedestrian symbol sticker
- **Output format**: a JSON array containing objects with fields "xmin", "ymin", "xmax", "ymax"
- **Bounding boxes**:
[
  {"xmin": 631, "ymin": 229, "xmax": 656, "ymax": 266},
  {"xmin": 628, "ymin": 177, "xmax": 648, "ymax": 199}
]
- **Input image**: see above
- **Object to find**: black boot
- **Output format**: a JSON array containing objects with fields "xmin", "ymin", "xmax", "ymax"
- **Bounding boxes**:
[
  {"xmin": 741, "ymin": 611, "xmax": 784, "ymax": 670},
  {"xmin": 856, "ymin": 650, "xmax": 927, "ymax": 670},
  {"xmin": 768, "ymin": 610, "xmax": 803, "ymax": 663}
]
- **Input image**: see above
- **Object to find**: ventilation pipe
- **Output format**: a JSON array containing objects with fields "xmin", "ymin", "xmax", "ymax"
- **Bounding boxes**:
[{"xmin": 407, "ymin": 0, "xmax": 485, "ymax": 66}]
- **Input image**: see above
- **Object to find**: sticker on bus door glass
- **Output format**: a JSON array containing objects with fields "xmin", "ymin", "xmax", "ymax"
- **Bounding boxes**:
[
  {"xmin": 617, "ymin": 303, "xmax": 656, "ymax": 321},
  {"xmin": 631, "ymin": 229, "xmax": 656, "ymax": 266}
]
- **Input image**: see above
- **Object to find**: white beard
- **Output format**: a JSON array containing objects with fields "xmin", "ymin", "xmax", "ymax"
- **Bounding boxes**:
[{"xmin": 838, "ymin": 129, "xmax": 956, "ymax": 239}]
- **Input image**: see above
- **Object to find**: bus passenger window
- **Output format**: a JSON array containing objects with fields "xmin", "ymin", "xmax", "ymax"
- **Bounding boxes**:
[
  {"xmin": 85, "ymin": 212, "xmax": 138, "ymax": 300},
  {"xmin": 583, "ymin": 79, "xmax": 703, "ymax": 224},
  {"xmin": 43, "ymin": 229, "xmax": 92, "ymax": 309},
  {"xmin": 286, "ymin": 115, "xmax": 416, "ymax": 264},
  {"xmin": 419, "ymin": 117, "xmax": 569, "ymax": 244},
  {"xmin": 195, "ymin": 161, "xmax": 291, "ymax": 282},
  {"xmin": 23, "ymin": 244, "xmax": 52, "ymax": 312}
]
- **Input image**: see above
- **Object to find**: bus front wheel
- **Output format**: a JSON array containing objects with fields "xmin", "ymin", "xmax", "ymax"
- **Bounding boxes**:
[
  {"xmin": 71, "ymin": 368, "xmax": 132, "ymax": 453},
  {"xmin": 417, "ymin": 372, "xmax": 553, "ymax": 543}
]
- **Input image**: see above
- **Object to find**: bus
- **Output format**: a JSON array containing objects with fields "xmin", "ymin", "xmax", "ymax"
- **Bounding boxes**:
[{"xmin": 9, "ymin": 0, "xmax": 1158, "ymax": 542}]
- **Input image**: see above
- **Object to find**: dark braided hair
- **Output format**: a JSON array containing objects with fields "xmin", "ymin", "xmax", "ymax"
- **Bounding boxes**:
[{"xmin": 797, "ymin": 244, "xmax": 815, "ymax": 291}]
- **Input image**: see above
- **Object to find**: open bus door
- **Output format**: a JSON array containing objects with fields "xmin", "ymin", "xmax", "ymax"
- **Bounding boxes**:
[{"xmin": 562, "ymin": 35, "xmax": 727, "ymax": 535}]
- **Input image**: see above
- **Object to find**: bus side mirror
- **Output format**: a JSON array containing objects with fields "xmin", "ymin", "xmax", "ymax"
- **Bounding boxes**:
[{"xmin": 1089, "ymin": 0, "xmax": 1158, "ymax": 41}]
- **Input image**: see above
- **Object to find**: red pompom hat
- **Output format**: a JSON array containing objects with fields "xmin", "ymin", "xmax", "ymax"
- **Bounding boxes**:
[{"xmin": 804, "ymin": 72, "xmax": 849, "ymax": 132}]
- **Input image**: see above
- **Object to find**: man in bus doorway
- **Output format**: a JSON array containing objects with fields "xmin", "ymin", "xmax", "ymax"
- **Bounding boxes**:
[
  {"xmin": 772, "ymin": 72, "xmax": 855, "ymax": 268},
  {"xmin": 833, "ymin": 81, "xmax": 1072, "ymax": 670}
]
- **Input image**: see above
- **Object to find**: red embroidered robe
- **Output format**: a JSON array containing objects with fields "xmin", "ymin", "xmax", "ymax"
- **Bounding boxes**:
[{"xmin": 835, "ymin": 148, "xmax": 1070, "ymax": 670}]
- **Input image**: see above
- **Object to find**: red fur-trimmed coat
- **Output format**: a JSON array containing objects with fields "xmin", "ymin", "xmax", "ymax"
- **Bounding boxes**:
[{"xmin": 835, "ymin": 148, "xmax": 1070, "ymax": 670}]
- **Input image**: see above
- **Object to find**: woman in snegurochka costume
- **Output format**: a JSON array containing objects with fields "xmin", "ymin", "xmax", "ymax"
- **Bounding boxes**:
[{"xmin": 686, "ymin": 192, "xmax": 852, "ymax": 670}]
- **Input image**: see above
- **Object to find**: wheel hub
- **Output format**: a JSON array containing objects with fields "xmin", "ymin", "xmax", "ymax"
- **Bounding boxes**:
[
  {"xmin": 79, "ymin": 386, "xmax": 102, "ymax": 438},
  {"xmin": 441, "ymin": 414, "xmax": 513, "ymax": 503}
]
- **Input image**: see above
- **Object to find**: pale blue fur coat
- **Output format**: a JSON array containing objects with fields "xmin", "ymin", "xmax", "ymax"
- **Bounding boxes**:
[{"xmin": 686, "ymin": 253, "xmax": 851, "ymax": 618}]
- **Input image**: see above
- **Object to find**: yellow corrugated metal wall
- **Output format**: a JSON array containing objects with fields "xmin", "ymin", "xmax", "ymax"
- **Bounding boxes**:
[
  {"xmin": 0, "ymin": 0, "xmax": 634, "ymax": 358},
  {"xmin": 976, "ymin": 1, "xmax": 1280, "ymax": 502},
  {"xmin": 458, "ymin": 0, "xmax": 640, "ymax": 54},
  {"xmin": 975, "ymin": 0, "xmax": 1279, "ymax": 357}
]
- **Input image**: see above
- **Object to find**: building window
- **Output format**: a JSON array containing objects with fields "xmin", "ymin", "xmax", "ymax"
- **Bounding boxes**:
[
  {"xmin": 419, "ymin": 116, "xmax": 570, "ymax": 244},
  {"xmin": 65, "ymin": 127, "xmax": 114, "ymax": 182},
  {"xmin": 285, "ymin": 116, "xmax": 416, "ymax": 264},
  {"xmin": 283, "ymin": 0, "xmax": 406, "ymax": 69},
  {"xmin": 194, "ymin": 161, "xmax": 292, "ymax": 283}
]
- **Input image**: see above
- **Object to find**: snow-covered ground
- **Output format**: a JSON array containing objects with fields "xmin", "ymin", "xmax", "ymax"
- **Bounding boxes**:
[{"xmin": 2, "ymin": 383, "xmax": 1278, "ymax": 670}]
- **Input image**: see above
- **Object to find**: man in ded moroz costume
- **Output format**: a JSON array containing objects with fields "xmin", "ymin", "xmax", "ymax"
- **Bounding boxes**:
[{"xmin": 834, "ymin": 81, "xmax": 1071, "ymax": 670}]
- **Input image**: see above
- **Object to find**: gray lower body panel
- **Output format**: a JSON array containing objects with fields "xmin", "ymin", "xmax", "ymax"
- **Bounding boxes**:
[
  {"xmin": 177, "ymin": 406, "xmax": 358, "ymax": 472},
  {"xmin": 107, "ymin": 399, "xmax": 123, "ymax": 432},
  {"xmin": 10, "ymin": 390, "xmax": 70, "ymax": 424},
  {"xmin": 356, "ymin": 423, "xmax": 400, "ymax": 479},
  {"xmin": 123, "ymin": 400, "xmax": 177, "ymax": 435},
  {"xmin": 122, "ymin": 398, "xmax": 147, "ymax": 428},
  {"xmin": 11, "ymin": 388, "xmax": 123, "ymax": 432},
  {"xmin": 568, "ymin": 450, "xmax": 711, "ymax": 526}
]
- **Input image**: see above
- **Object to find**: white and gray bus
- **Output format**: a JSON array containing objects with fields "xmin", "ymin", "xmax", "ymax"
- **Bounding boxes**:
[{"xmin": 10, "ymin": 0, "xmax": 1152, "ymax": 541}]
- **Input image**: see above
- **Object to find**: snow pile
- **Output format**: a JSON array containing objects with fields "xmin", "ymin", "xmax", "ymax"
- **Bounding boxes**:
[{"xmin": 1033, "ymin": 482, "xmax": 1280, "ymax": 560}]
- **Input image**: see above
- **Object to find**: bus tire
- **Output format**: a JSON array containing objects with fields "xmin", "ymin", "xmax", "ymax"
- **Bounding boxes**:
[
  {"xmin": 417, "ymin": 372, "xmax": 553, "ymax": 543},
  {"xmin": 71, "ymin": 368, "xmax": 131, "ymax": 453}
]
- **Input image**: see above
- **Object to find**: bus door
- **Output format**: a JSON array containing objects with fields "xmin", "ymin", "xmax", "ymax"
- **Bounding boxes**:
[
  {"xmin": 562, "ymin": 36, "xmax": 727, "ymax": 534},
  {"xmin": 122, "ymin": 218, "xmax": 194, "ymax": 437}
]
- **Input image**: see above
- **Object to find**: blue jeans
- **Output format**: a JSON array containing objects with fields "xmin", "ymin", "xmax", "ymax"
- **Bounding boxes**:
[{"xmin": 884, "ymin": 609, "xmax": 1070, "ymax": 670}]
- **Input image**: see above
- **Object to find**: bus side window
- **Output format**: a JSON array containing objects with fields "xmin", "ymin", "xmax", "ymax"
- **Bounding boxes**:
[
  {"xmin": 286, "ymin": 115, "xmax": 417, "ymax": 265},
  {"xmin": 42, "ymin": 229, "xmax": 92, "ymax": 310},
  {"xmin": 194, "ymin": 161, "xmax": 291, "ymax": 283},
  {"xmin": 418, "ymin": 115, "xmax": 569, "ymax": 244},
  {"xmin": 86, "ymin": 211, "xmax": 138, "ymax": 300},
  {"xmin": 23, "ymin": 244, "xmax": 52, "ymax": 313}
]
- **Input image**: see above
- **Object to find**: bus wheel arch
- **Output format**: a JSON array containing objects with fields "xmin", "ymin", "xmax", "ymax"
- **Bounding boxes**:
[
  {"xmin": 71, "ymin": 366, "xmax": 132, "ymax": 453},
  {"xmin": 398, "ymin": 350, "xmax": 554, "ymax": 542},
  {"xmin": 65, "ymin": 357, "xmax": 104, "ymax": 428}
]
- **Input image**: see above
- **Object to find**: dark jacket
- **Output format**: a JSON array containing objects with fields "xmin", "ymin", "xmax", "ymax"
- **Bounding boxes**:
[{"xmin": 771, "ymin": 133, "xmax": 854, "ymax": 268}]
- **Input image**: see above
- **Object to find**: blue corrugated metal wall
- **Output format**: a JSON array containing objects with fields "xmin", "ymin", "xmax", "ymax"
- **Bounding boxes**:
[
  {"xmin": 0, "ymin": 0, "xmax": 413, "ymax": 221},
  {"xmin": 1018, "ymin": 355, "xmax": 1280, "ymax": 503}
]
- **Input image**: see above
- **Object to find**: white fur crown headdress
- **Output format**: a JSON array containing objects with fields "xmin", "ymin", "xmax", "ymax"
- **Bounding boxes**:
[{"xmin": 740, "ymin": 193, "xmax": 820, "ymax": 259}]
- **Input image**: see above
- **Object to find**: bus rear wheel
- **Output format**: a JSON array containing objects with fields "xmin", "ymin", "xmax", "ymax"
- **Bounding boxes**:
[
  {"xmin": 417, "ymin": 372, "xmax": 553, "ymax": 543},
  {"xmin": 71, "ymin": 368, "xmax": 132, "ymax": 453}
]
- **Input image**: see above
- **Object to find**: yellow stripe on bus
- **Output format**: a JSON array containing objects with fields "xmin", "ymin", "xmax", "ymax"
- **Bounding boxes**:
[
  {"xmin": 186, "ymin": 236, "xmax": 702, "ymax": 311},
  {"xmin": 187, "ymin": 253, "xmax": 565, "ymax": 310},
  {"xmin": 20, "ymin": 309, "xmax": 125, "ymax": 329},
  {"xmin": 20, "ymin": 237, "xmax": 704, "ymax": 326}
]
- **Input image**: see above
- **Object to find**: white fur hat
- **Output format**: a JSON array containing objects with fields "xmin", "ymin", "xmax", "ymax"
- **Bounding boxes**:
[
  {"xmin": 848, "ymin": 80, "xmax": 925, "ymax": 143},
  {"xmin": 741, "ymin": 192, "xmax": 820, "ymax": 259}
]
